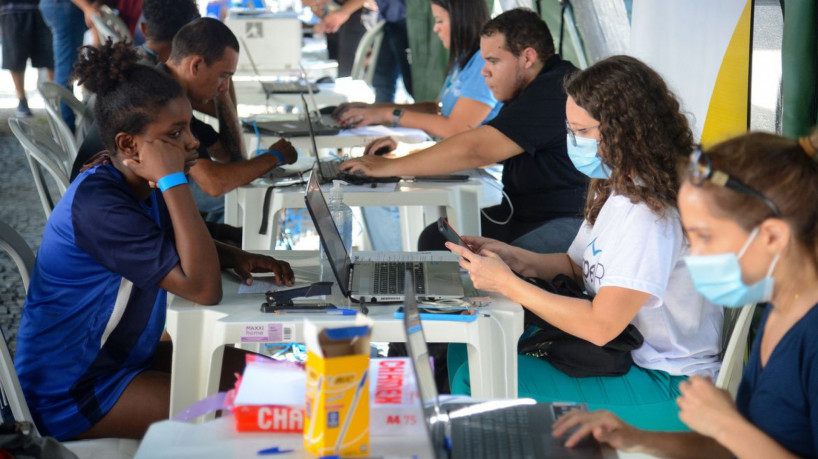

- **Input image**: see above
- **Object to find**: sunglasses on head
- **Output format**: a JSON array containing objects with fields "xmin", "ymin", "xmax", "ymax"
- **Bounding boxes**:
[{"xmin": 687, "ymin": 146, "xmax": 781, "ymax": 217}]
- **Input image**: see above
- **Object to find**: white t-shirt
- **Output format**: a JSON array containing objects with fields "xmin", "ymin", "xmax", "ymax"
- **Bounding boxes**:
[{"xmin": 567, "ymin": 193, "xmax": 723, "ymax": 377}]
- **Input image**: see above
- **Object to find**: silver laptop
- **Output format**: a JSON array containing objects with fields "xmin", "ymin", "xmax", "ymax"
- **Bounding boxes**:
[
  {"xmin": 402, "ymin": 269, "xmax": 612, "ymax": 459},
  {"xmin": 303, "ymin": 166, "xmax": 464, "ymax": 303}
]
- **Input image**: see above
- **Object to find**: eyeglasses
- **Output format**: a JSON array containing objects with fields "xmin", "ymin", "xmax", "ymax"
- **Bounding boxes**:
[
  {"xmin": 565, "ymin": 121, "xmax": 599, "ymax": 147},
  {"xmin": 687, "ymin": 146, "xmax": 781, "ymax": 217}
]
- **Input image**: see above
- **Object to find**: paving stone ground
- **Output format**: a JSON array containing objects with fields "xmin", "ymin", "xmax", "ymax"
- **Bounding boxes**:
[{"xmin": 0, "ymin": 69, "xmax": 53, "ymax": 355}]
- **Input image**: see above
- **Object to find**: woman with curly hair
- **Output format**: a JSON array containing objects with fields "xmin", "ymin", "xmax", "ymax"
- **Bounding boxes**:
[
  {"xmin": 446, "ymin": 55, "xmax": 723, "ymax": 431},
  {"xmin": 14, "ymin": 40, "xmax": 294, "ymax": 440}
]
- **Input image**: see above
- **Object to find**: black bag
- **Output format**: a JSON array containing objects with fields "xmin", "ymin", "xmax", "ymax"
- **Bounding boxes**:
[
  {"xmin": 0, "ymin": 422, "xmax": 78, "ymax": 459},
  {"xmin": 517, "ymin": 274, "xmax": 644, "ymax": 378}
]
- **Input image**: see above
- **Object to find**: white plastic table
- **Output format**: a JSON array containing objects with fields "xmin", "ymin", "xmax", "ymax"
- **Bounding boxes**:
[
  {"xmin": 224, "ymin": 176, "xmax": 491, "ymax": 251},
  {"xmin": 165, "ymin": 251, "xmax": 525, "ymax": 420},
  {"xmin": 135, "ymin": 416, "xmax": 655, "ymax": 458}
]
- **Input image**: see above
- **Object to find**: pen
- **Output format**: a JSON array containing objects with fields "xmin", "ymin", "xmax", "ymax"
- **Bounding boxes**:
[
  {"xmin": 306, "ymin": 375, "xmax": 323, "ymax": 445},
  {"xmin": 335, "ymin": 369, "xmax": 368, "ymax": 453},
  {"xmin": 273, "ymin": 309, "xmax": 357, "ymax": 315},
  {"xmin": 258, "ymin": 446, "xmax": 295, "ymax": 455}
]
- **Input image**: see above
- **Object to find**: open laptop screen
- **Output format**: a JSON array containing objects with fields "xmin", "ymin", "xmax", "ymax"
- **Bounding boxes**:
[
  {"xmin": 404, "ymin": 290, "xmax": 440, "ymax": 406},
  {"xmin": 305, "ymin": 164, "xmax": 352, "ymax": 296}
]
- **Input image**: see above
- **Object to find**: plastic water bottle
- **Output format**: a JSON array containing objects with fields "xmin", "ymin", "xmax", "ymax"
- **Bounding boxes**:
[{"xmin": 319, "ymin": 181, "xmax": 353, "ymax": 279}]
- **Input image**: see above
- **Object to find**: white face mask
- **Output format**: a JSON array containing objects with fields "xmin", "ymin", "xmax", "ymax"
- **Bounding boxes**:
[{"xmin": 684, "ymin": 227, "xmax": 780, "ymax": 307}]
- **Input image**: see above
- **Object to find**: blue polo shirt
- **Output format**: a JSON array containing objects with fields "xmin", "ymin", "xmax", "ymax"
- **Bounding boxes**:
[
  {"xmin": 15, "ymin": 163, "xmax": 179, "ymax": 440},
  {"xmin": 439, "ymin": 51, "xmax": 502, "ymax": 124},
  {"xmin": 736, "ymin": 304, "xmax": 818, "ymax": 458}
]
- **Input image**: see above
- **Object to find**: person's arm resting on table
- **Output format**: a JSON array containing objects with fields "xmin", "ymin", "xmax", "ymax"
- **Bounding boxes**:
[
  {"xmin": 189, "ymin": 138, "xmax": 297, "ymax": 196},
  {"xmin": 215, "ymin": 242, "xmax": 295, "ymax": 286}
]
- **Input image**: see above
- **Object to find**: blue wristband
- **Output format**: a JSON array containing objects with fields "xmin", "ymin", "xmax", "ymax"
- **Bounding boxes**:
[
  {"xmin": 266, "ymin": 149, "xmax": 286, "ymax": 166},
  {"xmin": 157, "ymin": 172, "xmax": 188, "ymax": 193}
]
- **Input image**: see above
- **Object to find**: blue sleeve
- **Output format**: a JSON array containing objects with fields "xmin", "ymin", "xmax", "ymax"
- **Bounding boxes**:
[
  {"xmin": 807, "ymin": 328, "xmax": 818, "ymax": 453},
  {"xmin": 71, "ymin": 176, "xmax": 180, "ymax": 290},
  {"xmin": 455, "ymin": 54, "xmax": 497, "ymax": 108}
]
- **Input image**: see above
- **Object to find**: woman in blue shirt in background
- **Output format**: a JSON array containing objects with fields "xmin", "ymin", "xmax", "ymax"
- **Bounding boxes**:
[
  {"xmin": 333, "ymin": 0, "xmax": 500, "ymax": 149},
  {"xmin": 554, "ymin": 132, "xmax": 818, "ymax": 459}
]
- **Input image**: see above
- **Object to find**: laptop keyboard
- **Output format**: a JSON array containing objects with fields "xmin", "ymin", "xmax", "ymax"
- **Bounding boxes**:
[
  {"xmin": 373, "ymin": 262, "xmax": 425, "ymax": 295},
  {"xmin": 319, "ymin": 159, "xmax": 343, "ymax": 180},
  {"xmin": 261, "ymin": 81, "xmax": 319, "ymax": 94},
  {"xmin": 452, "ymin": 407, "xmax": 537, "ymax": 459}
]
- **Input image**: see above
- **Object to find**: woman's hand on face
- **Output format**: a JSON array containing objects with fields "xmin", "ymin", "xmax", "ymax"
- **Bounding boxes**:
[
  {"xmin": 363, "ymin": 136, "xmax": 397, "ymax": 156},
  {"xmin": 337, "ymin": 106, "xmax": 390, "ymax": 128},
  {"xmin": 552, "ymin": 409, "xmax": 641, "ymax": 451},
  {"xmin": 123, "ymin": 138, "xmax": 188, "ymax": 186},
  {"xmin": 231, "ymin": 252, "xmax": 295, "ymax": 286},
  {"xmin": 677, "ymin": 375, "xmax": 741, "ymax": 438},
  {"xmin": 339, "ymin": 155, "xmax": 393, "ymax": 177},
  {"xmin": 445, "ymin": 242, "xmax": 515, "ymax": 293}
]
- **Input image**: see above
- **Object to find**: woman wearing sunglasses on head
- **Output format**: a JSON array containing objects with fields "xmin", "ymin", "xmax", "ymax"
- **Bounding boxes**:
[
  {"xmin": 445, "ymin": 55, "xmax": 723, "ymax": 431},
  {"xmin": 552, "ymin": 132, "xmax": 818, "ymax": 459}
]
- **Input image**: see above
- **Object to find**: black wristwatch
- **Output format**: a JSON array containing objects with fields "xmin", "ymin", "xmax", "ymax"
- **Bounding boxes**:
[{"xmin": 391, "ymin": 108, "xmax": 404, "ymax": 127}]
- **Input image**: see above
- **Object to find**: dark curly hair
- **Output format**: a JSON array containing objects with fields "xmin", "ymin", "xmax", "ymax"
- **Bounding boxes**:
[
  {"xmin": 74, "ymin": 40, "xmax": 185, "ymax": 154},
  {"xmin": 143, "ymin": 0, "xmax": 200, "ymax": 43},
  {"xmin": 481, "ymin": 8, "xmax": 554, "ymax": 64},
  {"xmin": 693, "ymin": 132, "xmax": 818, "ymax": 268},
  {"xmin": 564, "ymin": 55, "xmax": 694, "ymax": 225},
  {"xmin": 430, "ymin": 0, "xmax": 489, "ymax": 74}
]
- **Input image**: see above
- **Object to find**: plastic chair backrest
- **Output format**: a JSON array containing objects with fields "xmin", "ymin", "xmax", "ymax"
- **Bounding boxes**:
[
  {"xmin": 38, "ymin": 81, "xmax": 94, "ymax": 159},
  {"xmin": 715, "ymin": 304, "xmax": 756, "ymax": 398},
  {"xmin": 91, "ymin": 6, "xmax": 132, "ymax": 44},
  {"xmin": 8, "ymin": 118, "xmax": 71, "ymax": 218},
  {"xmin": 350, "ymin": 20, "xmax": 386, "ymax": 85},
  {"xmin": 0, "ymin": 222, "xmax": 38, "ymax": 435}
]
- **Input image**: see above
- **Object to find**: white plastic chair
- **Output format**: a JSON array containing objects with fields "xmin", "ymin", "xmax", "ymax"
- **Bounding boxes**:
[
  {"xmin": 350, "ymin": 20, "xmax": 386, "ymax": 86},
  {"xmin": 715, "ymin": 304, "xmax": 756, "ymax": 398},
  {"xmin": 0, "ymin": 222, "xmax": 38, "ymax": 434},
  {"xmin": 91, "ymin": 6, "xmax": 132, "ymax": 44},
  {"xmin": 38, "ymin": 80, "xmax": 94, "ymax": 163},
  {"xmin": 0, "ymin": 219, "xmax": 140, "ymax": 458},
  {"xmin": 8, "ymin": 118, "xmax": 71, "ymax": 218}
]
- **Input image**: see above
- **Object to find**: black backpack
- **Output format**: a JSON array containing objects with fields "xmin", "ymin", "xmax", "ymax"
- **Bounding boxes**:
[{"xmin": 517, "ymin": 274, "xmax": 645, "ymax": 378}]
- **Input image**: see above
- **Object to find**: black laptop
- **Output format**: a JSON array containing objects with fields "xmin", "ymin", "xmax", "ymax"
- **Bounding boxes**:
[{"xmin": 402, "ymin": 269, "xmax": 613, "ymax": 459}]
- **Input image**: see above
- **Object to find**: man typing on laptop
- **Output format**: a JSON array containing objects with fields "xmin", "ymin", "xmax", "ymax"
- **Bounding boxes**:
[
  {"xmin": 73, "ymin": 18, "xmax": 299, "ymax": 223},
  {"xmin": 340, "ymin": 9, "xmax": 588, "ymax": 255}
]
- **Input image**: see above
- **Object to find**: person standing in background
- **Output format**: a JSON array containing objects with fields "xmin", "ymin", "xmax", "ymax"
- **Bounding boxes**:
[
  {"xmin": 370, "ymin": 0, "xmax": 410, "ymax": 102},
  {"xmin": 38, "ymin": 0, "xmax": 97, "ymax": 131},
  {"xmin": 307, "ymin": 0, "xmax": 367, "ymax": 78},
  {"xmin": 1, "ymin": 0, "xmax": 54, "ymax": 117}
]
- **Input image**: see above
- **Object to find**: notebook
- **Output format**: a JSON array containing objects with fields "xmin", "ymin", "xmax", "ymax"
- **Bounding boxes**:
[
  {"xmin": 303, "ymin": 165, "xmax": 464, "ymax": 303},
  {"xmin": 402, "ymin": 268, "xmax": 613, "ymax": 459}
]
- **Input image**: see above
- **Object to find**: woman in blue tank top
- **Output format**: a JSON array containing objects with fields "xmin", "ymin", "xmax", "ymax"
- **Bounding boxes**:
[{"xmin": 333, "ymin": 0, "xmax": 501, "ymax": 152}]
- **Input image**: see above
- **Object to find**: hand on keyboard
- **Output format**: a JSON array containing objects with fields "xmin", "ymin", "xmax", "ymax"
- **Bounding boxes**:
[{"xmin": 339, "ymin": 155, "xmax": 395, "ymax": 178}]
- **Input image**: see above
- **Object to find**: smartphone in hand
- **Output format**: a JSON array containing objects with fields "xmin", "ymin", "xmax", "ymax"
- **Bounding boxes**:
[{"xmin": 437, "ymin": 217, "xmax": 474, "ymax": 251}]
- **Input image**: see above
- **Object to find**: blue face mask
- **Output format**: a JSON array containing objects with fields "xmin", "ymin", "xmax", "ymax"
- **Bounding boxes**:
[
  {"xmin": 566, "ymin": 134, "xmax": 611, "ymax": 179},
  {"xmin": 684, "ymin": 228, "xmax": 780, "ymax": 308}
]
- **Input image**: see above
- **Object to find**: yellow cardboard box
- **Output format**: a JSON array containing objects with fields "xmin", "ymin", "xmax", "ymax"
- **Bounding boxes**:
[{"xmin": 303, "ymin": 317, "xmax": 372, "ymax": 457}]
